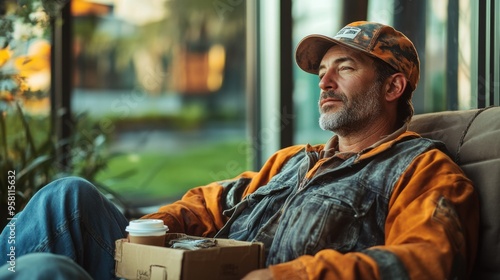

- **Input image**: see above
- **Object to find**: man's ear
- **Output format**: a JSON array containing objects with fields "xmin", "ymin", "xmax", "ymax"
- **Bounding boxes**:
[{"xmin": 384, "ymin": 73, "xmax": 407, "ymax": 102}]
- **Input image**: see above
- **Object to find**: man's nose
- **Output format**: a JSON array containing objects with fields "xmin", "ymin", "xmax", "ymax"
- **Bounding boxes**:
[{"xmin": 318, "ymin": 71, "xmax": 337, "ymax": 91}]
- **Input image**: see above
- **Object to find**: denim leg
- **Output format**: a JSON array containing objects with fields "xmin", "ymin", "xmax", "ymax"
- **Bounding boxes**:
[
  {"xmin": 0, "ymin": 177, "xmax": 129, "ymax": 279},
  {"xmin": 0, "ymin": 253, "xmax": 93, "ymax": 280}
]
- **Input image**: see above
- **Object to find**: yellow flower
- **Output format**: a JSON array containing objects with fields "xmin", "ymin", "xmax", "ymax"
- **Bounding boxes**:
[
  {"xmin": 14, "ymin": 40, "xmax": 51, "ymax": 74},
  {"xmin": 14, "ymin": 40, "xmax": 51, "ymax": 92},
  {"xmin": 0, "ymin": 47, "xmax": 12, "ymax": 67}
]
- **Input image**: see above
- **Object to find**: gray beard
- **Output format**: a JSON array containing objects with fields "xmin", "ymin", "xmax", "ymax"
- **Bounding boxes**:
[{"xmin": 318, "ymin": 82, "xmax": 383, "ymax": 136}]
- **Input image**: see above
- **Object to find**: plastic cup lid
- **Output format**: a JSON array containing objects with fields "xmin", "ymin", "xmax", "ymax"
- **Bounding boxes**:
[{"xmin": 125, "ymin": 219, "xmax": 169, "ymax": 234}]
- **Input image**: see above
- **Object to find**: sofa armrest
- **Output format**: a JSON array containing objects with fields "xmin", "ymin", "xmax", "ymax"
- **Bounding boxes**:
[{"xmin": 409, "ymin": 106, "xmax": 500, "ymax": 279}]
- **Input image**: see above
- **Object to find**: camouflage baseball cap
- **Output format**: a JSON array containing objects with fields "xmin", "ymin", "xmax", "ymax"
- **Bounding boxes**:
[{"xmin": 295, "ymin": 21, "xmax": 420, "ymax": 90}]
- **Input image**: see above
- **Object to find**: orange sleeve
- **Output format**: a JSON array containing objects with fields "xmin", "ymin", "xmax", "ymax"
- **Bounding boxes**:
[
  {"xmin": 269, "ymin": 149, "xmax": 479, "ymax": 280},
  {"xmin": 141, "ymin": 145, "xmax": 308, "ymax": 237},
  {"xmin": 141, "ymin": 180, "xmax": 232, "ymax": 237}
]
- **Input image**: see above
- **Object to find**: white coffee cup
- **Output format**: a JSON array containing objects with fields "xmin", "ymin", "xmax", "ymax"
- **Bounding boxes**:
[{"xmin": 126, "ymin": 219, "xmax": 169, "ymax": 246}]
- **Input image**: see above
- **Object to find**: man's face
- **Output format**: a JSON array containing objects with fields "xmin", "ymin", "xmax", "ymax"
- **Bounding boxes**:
[{"xmin": 317, "ymin": 45, "xmax": 384, "ymax": 136}]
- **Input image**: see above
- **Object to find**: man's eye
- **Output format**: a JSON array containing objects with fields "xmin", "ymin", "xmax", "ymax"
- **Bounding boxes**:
[{"xmin": 339, "ymin": 66, "xmax": 353, "ymax": 71}]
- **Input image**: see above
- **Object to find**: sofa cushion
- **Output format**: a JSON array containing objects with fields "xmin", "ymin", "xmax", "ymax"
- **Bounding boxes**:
[{"xmin": 408, "ymin": 106, "xmax": 500, "ymax": 279}]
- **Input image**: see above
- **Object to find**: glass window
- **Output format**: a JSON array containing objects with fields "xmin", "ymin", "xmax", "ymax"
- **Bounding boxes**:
[
  {"xmin": 291, "ymin": 0, "xmax": 341, "ymax": 145},
  {"xmin": 71, "ymin": 0, "xmax": 249, "ymax": 210}
]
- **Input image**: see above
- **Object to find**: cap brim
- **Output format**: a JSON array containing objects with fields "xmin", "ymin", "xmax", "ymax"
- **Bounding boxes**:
[{"xmin": 295, "ymin": 34, "xmax": 373, "ymax": 75}]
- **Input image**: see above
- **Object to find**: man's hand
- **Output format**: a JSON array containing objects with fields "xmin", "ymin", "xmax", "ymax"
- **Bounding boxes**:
[{"xmin": 242, "ymin": 268, "xmax": 273, "ymax": 280}]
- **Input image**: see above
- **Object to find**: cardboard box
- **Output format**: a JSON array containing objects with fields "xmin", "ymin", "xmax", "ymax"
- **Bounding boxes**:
[{"xmin": 115, "ymin": 234, "xmax": 264, "ymax": 280}]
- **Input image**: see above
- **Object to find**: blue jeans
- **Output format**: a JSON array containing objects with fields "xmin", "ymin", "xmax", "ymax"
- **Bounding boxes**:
[
  {"xmin": 0, "ymin": 253, "xmax": 92, "ymax": 280},
  {"xmin": 0, "ymin": 177, "xmax": 129, "ymax": 279}
]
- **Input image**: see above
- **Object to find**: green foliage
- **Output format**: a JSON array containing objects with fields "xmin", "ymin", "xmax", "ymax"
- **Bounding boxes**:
[{"xmin": 0, "ymin": 103, "xmax": 117, "ymax": 228}]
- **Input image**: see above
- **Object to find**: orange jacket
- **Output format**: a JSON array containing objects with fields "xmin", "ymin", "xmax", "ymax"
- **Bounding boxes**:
[{"xmin": 143, "ymin": 131, "xmax": 478, "ymax": 279}]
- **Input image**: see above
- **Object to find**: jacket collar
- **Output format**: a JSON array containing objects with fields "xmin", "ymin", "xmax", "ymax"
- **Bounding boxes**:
[{"xmin": 320, "ymin": 124, "xmax": 421, "ymax": 160}]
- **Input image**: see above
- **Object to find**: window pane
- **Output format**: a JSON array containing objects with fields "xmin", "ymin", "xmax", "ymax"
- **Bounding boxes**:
[
  {"xmin": 292, "ymin": 0, "xmax": 341, "ymax": 145},
  {"xmin": 71, "ymin": 0, "xmax": 248, "ymax": 209}
]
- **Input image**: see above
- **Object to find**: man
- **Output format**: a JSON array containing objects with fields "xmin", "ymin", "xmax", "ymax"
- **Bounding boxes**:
[{"xmin": 1, "ymin": 21, "xmax": 478, "ymax": 279}]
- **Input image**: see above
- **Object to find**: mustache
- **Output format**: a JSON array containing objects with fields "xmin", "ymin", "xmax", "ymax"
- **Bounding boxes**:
[{"xmin": 319, "ymin": 90, "xmax": 346, "ymax": 102}]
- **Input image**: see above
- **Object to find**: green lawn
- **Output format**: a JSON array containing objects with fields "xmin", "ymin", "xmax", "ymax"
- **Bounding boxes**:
[{"xmin": 95, "ymin": 140, "xmax": 251, "ymax": 203}]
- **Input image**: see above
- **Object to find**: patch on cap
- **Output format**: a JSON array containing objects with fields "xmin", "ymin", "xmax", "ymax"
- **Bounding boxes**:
[{"xmin": 333, "ymin": 27, "xmax": 362, "ymax": 40}]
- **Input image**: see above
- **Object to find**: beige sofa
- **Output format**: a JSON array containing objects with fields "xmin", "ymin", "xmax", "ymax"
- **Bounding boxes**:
[{"xmin": 408, "ymin": 106, "xmax": 500, "ymax": 279}]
